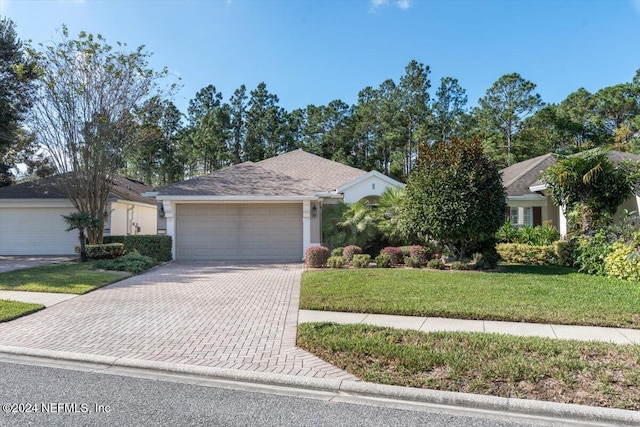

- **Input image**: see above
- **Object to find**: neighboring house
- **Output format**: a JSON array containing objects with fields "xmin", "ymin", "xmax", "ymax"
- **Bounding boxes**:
[
  {"xmin": 153, "ymin": 149, "xmax": 405, "ymax": 261},
  {"xmin": 0, "ymin": 175, "xmax": 157, "ymax": 255},
  {"xmin": 501, "ymin": 151, "xmax": 640, "ymax": 236}
]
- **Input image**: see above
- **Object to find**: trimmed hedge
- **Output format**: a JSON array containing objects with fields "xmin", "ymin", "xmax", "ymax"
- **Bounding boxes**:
[
  {"xmin": 343, "ymin": 245, "xmax": 362, "ymax": 265},
  {"xmin": 327, "ymin": 256, "xmax": 345, "ymax": 269},
  {"xmin": 305, "ymin": 245, "xmax": 330, "ymax": 268},
  {"xmin": 380, "ymin": 247, "xmax": 403, "ymax": 265},
  {"xmin": 351, "ymin": 254, "xmax": 371, "ymax": 268},
  {"xmin": 77, "ymin": 243, "xmax": 125, "ymax": 260},
  {"xmin": 496, "ymin": 243, "xmax": 557, "ymax": 266},
  {"xmin": 103, "ymin": 235, "xmax": 172, "ymax": 262},
  {"xmin": 605, "ymin": 240, "xmax": 640, "ymax": 281},
  {"xmin": 375, "ymin": 253, "xmax": 392, "ymax": 268},
  {"xmin": 409, "ymin": 245, "xmax": 432, "ymax": 266}
]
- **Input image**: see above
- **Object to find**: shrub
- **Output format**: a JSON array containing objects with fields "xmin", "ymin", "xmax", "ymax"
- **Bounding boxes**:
[
  {"xmin": 380, "ymin": 247, "xmax": 403, "ymax": 265},
  {"xmin": 375, "ymin": 253, "xmax": 392, "ymax": 268},
  {"xmin": 426, "ymin": 258, "xmax": 445, "ymax": 270},
  {"xmin": 331, "ymin": 247, "xmax": 344, "ymax": 258},
  {"xmin": 409, "ymin": 245, "xmax": 432, "ymax": 266},
  {"xmin": 77, "ymin": 243, "xmax": 125, "ymax": 260},
  {"xmin": 404, "ymin": 256, "xmax": 420, "ymax": 268},
  {"xmin": 343, "ymin": 245, "xmax": 362, "ymax": 264},
  {"xmin": 450, "ymin": 260, "xmax": 469, "ymax": 270},
  {"xmin": 473, "ymin": 249, "xmax": 500, "ymax": 270},
  {"xmin": 553, "ymin": 240, "xmax": 576, "ymax": 267},
  {"xmin": 604, "ymin": 234, "xmax": 640, "ymax": 281},
  {"xmin": 326, "ymin": 256, "xmax": 345, "ymax": 269},
  {"xmin": 103, "ymin": 235, "xmax": 172, "ymax": 262},
  {"xmin": 351, "ymin": 254, "xmax": 371, "ymax": 268},
  {"xmin": 574, "ymin": 231, "xmax": 612, "ymax": 276},
  {"xmin": 399, "ymin": 246, "xmax": 413, "ymax": 257},
  {"xmin": 94, "ymin": 252, "xmax": 157, "ymax": 273},
  {"xmin": 496, "ymin": 243, "xmax": 557, "ymax": 266},
  {"xmin": 496, "ymin": 221, "xmax": 519, "ymax": 243},
  {"xmin": 305, "ymin": 245, "xmax": 330, "ymax": 268}
]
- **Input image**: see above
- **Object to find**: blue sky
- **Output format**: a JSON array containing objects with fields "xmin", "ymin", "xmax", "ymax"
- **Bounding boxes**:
[{"xmin": 1, "ymin": 0, "xmax": 639, "ymax": 115}]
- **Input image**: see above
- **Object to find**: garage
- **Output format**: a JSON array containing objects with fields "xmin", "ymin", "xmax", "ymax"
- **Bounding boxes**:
[
  {"xmin": 175, "ymin": 203, "xmax": 303, "ymax": 261},
  {"xmin": 0, "ymin": 205, "xmax": 77, "ymax": 255}
]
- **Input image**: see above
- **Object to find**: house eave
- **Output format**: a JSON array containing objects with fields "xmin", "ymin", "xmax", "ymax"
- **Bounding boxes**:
[
  {"xmin": 155, "ymin": 195, "xmax": 321, "ymax": 202},
  {"xmin": 506, "ymin": 194, "xmax": 547, "ymax": 201},
  {"xmin": 529, "ymin": 184, "xmax": 547, "ymax": 192},
  {"xmin": 336, "ymin": 170, "xmax": 405, "ymax": 193}
]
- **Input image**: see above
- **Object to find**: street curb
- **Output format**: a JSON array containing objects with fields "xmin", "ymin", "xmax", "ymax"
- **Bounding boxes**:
[{"xmin": 1, "ymin": 345, "xmax": 639, "ymax": 426}]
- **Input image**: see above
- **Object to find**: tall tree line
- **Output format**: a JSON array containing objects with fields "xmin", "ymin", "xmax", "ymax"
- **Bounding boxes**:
[{"xmin": 2, "ymin": 17, "xmax": 638, "ymax": 187}]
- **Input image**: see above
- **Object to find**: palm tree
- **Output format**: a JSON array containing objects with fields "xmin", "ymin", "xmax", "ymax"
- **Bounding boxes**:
[
  {"xmin": 62, "ymin": 211, "xmax": 99, "ymax": 262},
  {"xmin": 373, "ymin": 187, "xmax": 406, "ymax": 245}
]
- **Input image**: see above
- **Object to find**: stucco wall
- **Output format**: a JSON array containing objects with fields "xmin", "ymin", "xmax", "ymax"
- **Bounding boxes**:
[
  {"xmin": 342, "ymin": 175, "xmax": 400, "ymax": 204},
  {"xmin": 108, "ymin": 202, "xmax": 157, "ymax": 236}
]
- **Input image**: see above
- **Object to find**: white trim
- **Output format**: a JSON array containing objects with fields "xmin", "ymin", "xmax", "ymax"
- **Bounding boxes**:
[
  {"xmin": 302, "ymin": 200, "xmax": 311, "ymax": 260},
  {"xmin": 335, "ymin": 170, "xmax": 405, "ymax": 193},
  {"xmin": 113, "ymin": 199, "xmax": 156, "ymax": 209},
  {"xmin": 506, "ymin": 194, "xmax": 546, "ymax": 201},
  {"xmin": 143, "ymin": 191, "xmax": 159, "ymax": 197},
  {"xmin": 528, "ymin": 184, "xmax": 547, "ymax": 192},
  {"xmin": 0, "ymin": 199, "xmax": 74, "ymax": 208},
  {"xmin": 156, "ymin": 195, "xmax": 319, "ymax": 202}
]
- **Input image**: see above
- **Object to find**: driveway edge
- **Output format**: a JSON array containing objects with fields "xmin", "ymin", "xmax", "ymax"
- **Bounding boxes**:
[{"xmin": 1, "ymin": 344, "xmax": 638, "ymax": 426}]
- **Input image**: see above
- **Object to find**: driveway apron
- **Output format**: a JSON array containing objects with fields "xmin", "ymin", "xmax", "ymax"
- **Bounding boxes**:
[{"xmin": 0, "ymin": 262, "xmax": 355, "ymax": 380}]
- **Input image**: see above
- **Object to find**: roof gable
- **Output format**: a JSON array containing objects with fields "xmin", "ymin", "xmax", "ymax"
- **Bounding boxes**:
[{"xmin": 157, "ymin": 150, "xmax": 368, "ymax": 197}]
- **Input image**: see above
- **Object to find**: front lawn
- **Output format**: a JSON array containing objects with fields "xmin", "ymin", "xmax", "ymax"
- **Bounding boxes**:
[
  {"xmin": 0, "ymin": 300, "xmax": 44, "ymax": 322},
  {"xmin": 300, "ymin": 266, "xmax": 640, "ymax": 328},
  {"xmin": 0, "ymin": 263, "xmax": 131, "ymax": 294},
  {"xmin": 298, "ymin": 323, "xmax": 640, "ymax": 410}
]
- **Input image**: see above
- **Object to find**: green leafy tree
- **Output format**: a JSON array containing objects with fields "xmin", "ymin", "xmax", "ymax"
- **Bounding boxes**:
[
  {"xmin": 542, "ymin": 150, "xmax": 639, "ymax": 233},
  {"xmin": 244, "ymin": 82, "xmax": 282, "ymax": 161},
  {"xmin": 400, "ymin": 138, "xmax": 506, "ymax": 257},
  {"xmin": 0, "ymin": 18, "xmax": 37, "ymax": 186},
  {"xmin": 229, "ymin": 84, "xmax": 247, "ymax": 164},
  {"xmin": 28, "ymin": 27, "xmax": 167, "ymax": 244},
  {"xmin": 477, "ymin": 73, "xmax": 544, "ymax": 166}
]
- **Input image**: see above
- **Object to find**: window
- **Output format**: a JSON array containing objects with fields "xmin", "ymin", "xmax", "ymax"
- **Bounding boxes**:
[{"xmin": 510, "ymin": 207, "xmax": 534, "ymax": 226}]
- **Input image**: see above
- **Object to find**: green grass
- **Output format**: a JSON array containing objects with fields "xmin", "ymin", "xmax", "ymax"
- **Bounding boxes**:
[
  {"xmin": 298, "ymin": 322, "xmax": 640, "ymax": 410},
  {"xmin": 300, "ymin": 265, "xmax": 640, "ymax": 328},
  {"xmin": 0, "ymin": 263, "xmax": 131, "ymax": 294},
  {"xmin": 0, "ymin": 299, "xmax": 44, "ymax": 322}
]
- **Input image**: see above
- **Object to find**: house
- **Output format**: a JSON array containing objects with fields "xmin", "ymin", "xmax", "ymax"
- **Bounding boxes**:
[
  {"xmin": 153, "ymin": 149, "xmax": 405, "ymax": 261},
  {"xmin": 501, "ymin": 150, "xmax": 640, "ymax": 236},
  {"xmin": 0, "ymin": 175, "xmax": 157, "ymax": 255}
]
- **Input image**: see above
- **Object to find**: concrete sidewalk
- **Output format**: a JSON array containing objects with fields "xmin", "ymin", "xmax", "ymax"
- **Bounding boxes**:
[
  {"xmin": 0, "ymin": 290, "xmax": 78, "ymax": 307},
  {"xmin": 298, "ymin": 310, "xmax": 640, "ymax": 345}
]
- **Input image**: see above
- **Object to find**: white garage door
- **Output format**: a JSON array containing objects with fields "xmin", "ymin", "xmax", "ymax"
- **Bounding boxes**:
[
  {"xmin": 0, "ymin": 207, "xmax": 78, "ymax": 255},
  {"xmin": 176, "ymin": 203, "xmax": 303, "ymax": 261}
]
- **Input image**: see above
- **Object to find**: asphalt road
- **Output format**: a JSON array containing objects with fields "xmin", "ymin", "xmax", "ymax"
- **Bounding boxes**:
[{"xmin": 0, "ymin": 358, "xmax": 542, "ymax": 427}]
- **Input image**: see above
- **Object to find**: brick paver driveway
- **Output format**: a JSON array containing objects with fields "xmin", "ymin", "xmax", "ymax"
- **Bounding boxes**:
[{"xmin": 0, "ymin": 262, "xmax": 355, "ymax": 380}]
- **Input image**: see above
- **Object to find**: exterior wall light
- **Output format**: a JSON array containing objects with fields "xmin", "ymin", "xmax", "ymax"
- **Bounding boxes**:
[{"xmin": 311, "ymin": 204, "xmax": 318, "ymax": 218}]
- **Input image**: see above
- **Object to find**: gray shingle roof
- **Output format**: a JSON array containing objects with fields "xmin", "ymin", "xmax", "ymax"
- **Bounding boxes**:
[
  {"xmin": 156, "ymin": 150, "xmax": 367, "ymax": 197},
  {"xmin": 501, "ymin": 150, "xmax": 640, "ymax": 197},
  {"xmin": 0, "ymin": 174, "xmax": 155, "ymax": 205}
]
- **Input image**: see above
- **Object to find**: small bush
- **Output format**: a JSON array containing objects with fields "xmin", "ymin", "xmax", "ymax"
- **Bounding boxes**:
[
  {"xmin": 343, "ymin": 245, "xmax": 363, "ymax": 264},
  {"xmin": 574, "ymin": 232, "xmax": 612, "ymax": 276},
  {"xmin": 331, "ymin": 247, "xmax": 344, "ymax": 258},
  {"xmin": 351, "ymin": 254, "xmax": 371, "ymax": 268},
  {"xmin": 77, "ymin": 243, "xmax": 125, "ymax": 260},
  {"xmin": 553, "ymin": 240, "xmax": 576, "ymax": 267},
  {"xmin": 474, "ymin": 249, "xmax": 500, "ymax": 270},
  {"xmin": 404, "ymin": 256, "xmax": 420, "ymax": 268},
  {"xmin": 496, "ymin": 243, "xmax": 556, "ymax": 266},
  {"xmin": 426, "ymin": 258, "xmax": 445, "ymax": 270},
  {"xmin": 380, "ymin": 247, "xmax": 403, "ymax": 265},
  {"xmin": 375, "ymin": 253, "xmax": 392, "ymax": 268},
  {"xmin": 305, "ymin": 245, "xmax": 330, "ymax": 268},
  {"xmin": 450, "ymin": 260, "xmax": 469, "ymax": 270},
  {"xmin": 103, "ymin": 235, "xmax": 172, "ymax": 262},
  {"xmin": 399, "ymin": 246, "xmax": 413, "ymax": 258},
  {"xmin": 409, "ymin": 245, "xmax": 432, "ymax": 266},
  {"xmin": 605, "ymin": 238, "xmax": 640, "ymax": 281},
  {"xmin": 327, "ymin": 256, "xmax": 345, "ymax": 269},
  {"xmin": 94, "ymin": 252, "xmax": 157, "ymax": 273}
]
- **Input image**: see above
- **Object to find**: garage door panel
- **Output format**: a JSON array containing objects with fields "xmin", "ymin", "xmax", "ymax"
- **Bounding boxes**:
[
  {"xmin": 176, "ymin": 203, "xmax": 302, "ymax": 261},
  {"xmin": 0, "ymin": 207, "xmax": 78, "ymax": 255}
]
